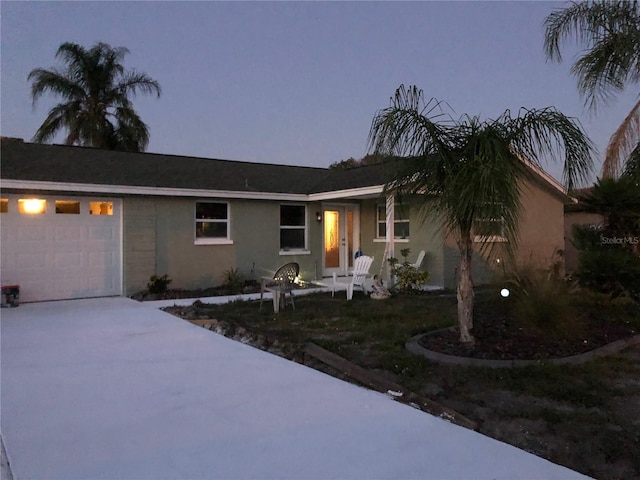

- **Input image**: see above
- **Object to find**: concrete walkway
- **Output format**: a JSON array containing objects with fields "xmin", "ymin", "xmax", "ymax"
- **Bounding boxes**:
[{"xmin": 1, "ymin": 297, "xmax": 590, "ymax": 479}]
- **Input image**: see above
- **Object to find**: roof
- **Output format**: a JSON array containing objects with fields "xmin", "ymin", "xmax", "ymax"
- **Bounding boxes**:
[
  {"xmin": 1, "ymin": 138, "xmax": 329, "ymax": 196},
  {"xmin": 0, "ymin": 138, "xmax": 568, "ymax": 201}
]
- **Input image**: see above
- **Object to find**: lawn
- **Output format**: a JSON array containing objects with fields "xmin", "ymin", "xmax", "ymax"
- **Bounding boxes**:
[{"xmin": 164, "ymin": 290, "xmax": 640, "ymax": 479}]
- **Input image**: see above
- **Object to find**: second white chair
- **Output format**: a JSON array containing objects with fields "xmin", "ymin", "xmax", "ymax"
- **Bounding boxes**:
[{"xmin": 332, "ymin": 255, "xmax": 374, "ymax": 300}]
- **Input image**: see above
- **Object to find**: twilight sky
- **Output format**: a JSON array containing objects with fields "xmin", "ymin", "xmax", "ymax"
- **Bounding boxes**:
[{"xmin": 1, "ymin": 1, "xmax": 637, "ymax": 185}]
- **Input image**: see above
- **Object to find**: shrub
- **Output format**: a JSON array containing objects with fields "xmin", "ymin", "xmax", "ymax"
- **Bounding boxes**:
[
  {"xmin": 147, "ymin": 274, "xmax": 172, "ymax": 294},
  {"xmin": 388, "ymin": 255, "xmax": 430, "ymax": 293},
  {"xmin": 222, "ymin": 268, "xmax": 244, "ymax": 294},
  {"xmin": 571, "ymin": 177, "xmax": 640, "ymax": 302},
  {"xmin": 572, "ymin": 223, "xmax": 640, "ymax": 302},
  {"xmin": 503, "ymin": 263, "xmax": 577, "ymax": 336}
]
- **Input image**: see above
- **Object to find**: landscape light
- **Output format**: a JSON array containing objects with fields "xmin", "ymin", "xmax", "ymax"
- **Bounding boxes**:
[{"xmin": 500, "ymin": 288, "xmax": 510, "ymax": 298}]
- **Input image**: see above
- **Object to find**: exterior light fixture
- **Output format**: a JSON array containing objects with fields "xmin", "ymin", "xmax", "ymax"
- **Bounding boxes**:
[
  {"xmin": 500, "ymin": 288, "xmax": 510, "ymax": 298},
  {"xmin": 316, "ymin": 211, "xmax": 322, "ymax": 222}
]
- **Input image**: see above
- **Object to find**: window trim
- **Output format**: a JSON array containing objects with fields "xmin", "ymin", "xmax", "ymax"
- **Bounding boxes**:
[
  {"xmin": 376, "ymin": 201, "xmax": 410, "ymax": 240},
  {"xmin": 473, "ymin": 211, "xmax": 507, "ymax": 243},
  {"xmin": 194, "ymin": 201, "xmax": 233, "ymax": 245},
  {"xmin": 279, "ymin": 204, "xmax": 308, "ymax": 251}
]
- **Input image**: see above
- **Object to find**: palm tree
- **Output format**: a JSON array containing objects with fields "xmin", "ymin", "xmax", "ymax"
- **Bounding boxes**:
[
  {"xmin": 368, "ymin": 85, "xmax": 594, "ymax": 343},
  {"xmin": 544, "ymin": 1, "xmax": 640, "ymax": 178},
  {"xmin": 28, "ymin": 42, "xmax": 161, "ymax": 152}
]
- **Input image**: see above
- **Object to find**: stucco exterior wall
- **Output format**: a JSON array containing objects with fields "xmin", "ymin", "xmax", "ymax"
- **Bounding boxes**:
[
  {"xmin": 124, "ymin": 197, "xmax": 324, "ymax": 293},
  {"xmin": 441, "ymin": 176, "xmax": 567, "ymax": 289},
  {"xmin": 359, "ymin": 197, "xmax": 445, "ymax": 286},
  {"xmin": 515, "ymin": 178, "xmax": 566, "ymax": 268},
  {"xmin": 123, "ymin": 198, "xmax": 157, "ymax": 295}
]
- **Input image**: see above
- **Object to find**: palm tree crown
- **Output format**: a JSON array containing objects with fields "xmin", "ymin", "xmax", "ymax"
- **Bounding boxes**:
[
  {"xmin": 369, "ymin": 85, "xmax": 594, "ymax": 343},
  {"xmin": 28, "ymin": 42, "xmax": 161, "ymax": 152},
  {"xmin": 544, "ymin": 1, "xmax": 640, "ymax": 178}
]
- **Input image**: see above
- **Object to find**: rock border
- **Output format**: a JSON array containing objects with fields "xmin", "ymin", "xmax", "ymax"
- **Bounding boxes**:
[{"xmin": 406, "ymin": 329, "xmax": 640, "ymax": 368}]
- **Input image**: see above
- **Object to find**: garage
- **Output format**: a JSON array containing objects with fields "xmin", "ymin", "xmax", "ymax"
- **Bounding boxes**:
[{"xmin": 1, "ymin": 194, "xmax": 122, "ymax": 302}]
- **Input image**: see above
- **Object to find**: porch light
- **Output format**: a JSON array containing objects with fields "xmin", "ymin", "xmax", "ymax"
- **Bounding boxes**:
[
  {"xmin": 18, "ymin": 198, "xmax": 46, "ymax": 215},
  {"xmin": 316, "ymin": 211, "xmax": 322, "ymax": 222}
]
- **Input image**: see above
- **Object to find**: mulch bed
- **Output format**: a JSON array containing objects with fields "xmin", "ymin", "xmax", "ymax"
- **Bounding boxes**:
[{"xmin": 419, "ymin": 300, "xmax": 638, "ymax": 360}]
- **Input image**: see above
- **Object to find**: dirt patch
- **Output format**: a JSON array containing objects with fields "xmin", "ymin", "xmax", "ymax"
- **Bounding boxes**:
[{"xmin": 418, "ymin": 302, "xmax": 637, "ymax": 360}]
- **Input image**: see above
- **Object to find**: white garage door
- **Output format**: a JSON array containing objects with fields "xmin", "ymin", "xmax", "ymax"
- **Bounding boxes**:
[{"xmin": 1, "ymin": 195, "xmax": 122, "ymax": 302}]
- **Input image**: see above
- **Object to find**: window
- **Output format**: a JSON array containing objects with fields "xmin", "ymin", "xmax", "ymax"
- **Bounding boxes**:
[
  {"xmin": 0, "ymin": 199, "xmax": 7, "ymax": 213},
  {"xmin": 280, "ymin": 205, "xmax": 306, "ymax": 250},
  {"xmin": 195, "ymin": 202, "xmax": 229, "ymax": 242},
  {"xmin": 89, "ymin": 201, "xmax": 113, "ymax": 216},
  {"xmin": 56, "ymin": 200, "xmax": 80, "ymax": 214},
  {"xmin": 474, "ymin": 205, "xmax": 507, "ymax": 242},
  {"xmin": 18, "ymin": 198, "xmax": 46, "ymax": 215},
  {"xmin": 376, "ymin": 203, "xmax": 410, "ymax": 239}
]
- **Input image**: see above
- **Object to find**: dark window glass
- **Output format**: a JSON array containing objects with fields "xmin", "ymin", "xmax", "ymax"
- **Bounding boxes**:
[
  {"xmin": 280, "ymin": 205, "xmax": 305, "ymax": 226},
  {"xmin": 56, "ymin": 200, "xmax": 80, "ymax": 214},
  {"xmin": 196, "ymin": 221, "xmax": 228, "ymax": 238},
  {"xmin": 280, "ymin": 229, "xmax": 305, "ymax": 249},
  {"xmin": 197, "ymin": 202, "xmax": 227, "ymax": 220}
]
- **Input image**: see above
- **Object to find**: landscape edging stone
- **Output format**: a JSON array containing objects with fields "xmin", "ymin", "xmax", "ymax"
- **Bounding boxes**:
[{"xmin": 406, "ymin": 329, "xmax": 640, "ymax": 368}]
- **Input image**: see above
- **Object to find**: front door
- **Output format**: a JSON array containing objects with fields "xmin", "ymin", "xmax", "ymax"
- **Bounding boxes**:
[{"xmin": 322, "ymin": 205, "xmax": 358, "ymax": 277}]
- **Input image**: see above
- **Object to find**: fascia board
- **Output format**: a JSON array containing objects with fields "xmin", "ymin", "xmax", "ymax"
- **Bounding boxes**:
[
  {"xmin": 0, "ymin": 180, "xmax": 308, "ymax": 201},
  {"xmin": 308, "ymin": 185, "xmax": 384, "ymax": 201},
  {"xmin": 515, "ymin": 155, "xmax": 568, "ymax": 198}
]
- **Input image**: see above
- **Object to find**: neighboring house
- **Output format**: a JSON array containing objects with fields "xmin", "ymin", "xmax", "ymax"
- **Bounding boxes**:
[
  {"xmin": 1, "ymin": 137, "xmax": 569, "ymax": 302},
  {"xmin": 564, "ymin": 187, "xmax": 603, "ymax": 272}
]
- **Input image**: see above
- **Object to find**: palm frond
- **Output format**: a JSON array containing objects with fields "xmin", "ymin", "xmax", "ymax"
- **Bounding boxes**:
[
  {"xmin": 508, "ymin": 107, "xmax": 594, "ymax": 190},
  {"xmin": 603, "ymin": 97, "xmax": 640, "ymax": 177},
  {"xmin": 544, "ymin": 0, "xmax": 640, "ymax": 109},
  {"xmin": 116, "ymin": 71, "xmax": 162, "ymax": 98},
  {"xmin": 28, "ymin": 41, "xmax": 160, "ymax": 151},
  {"xmin": 623, "ymin": 143, "xmax": 640, "ymax": 180}
]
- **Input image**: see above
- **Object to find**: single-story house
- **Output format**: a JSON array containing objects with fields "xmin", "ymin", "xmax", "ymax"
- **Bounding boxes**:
[{"xmin": 1, "ymin": 137, "xmax": 569, "ymax": 302}]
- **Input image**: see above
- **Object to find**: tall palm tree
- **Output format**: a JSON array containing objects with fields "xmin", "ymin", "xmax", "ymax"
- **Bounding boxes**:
[
  {"xmin": 544, "ymin": 1, "xmax": 640, "ymax": 178},
  {"xmin": 28, "ymin": 42, "xmax": 161, "ymax": 152},
  {"xmin": 368, "ymin": 85, "xmax": 594, "ymax": 343}
]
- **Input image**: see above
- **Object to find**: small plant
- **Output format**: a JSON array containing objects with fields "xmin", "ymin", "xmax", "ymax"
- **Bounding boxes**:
[
  {"xmin": 503, "ymin": 262, "xmax": 577, "ymax": 336},
  {"xmin": 222, "ymin": 268, "xmax": 244, "ymax": 295},
  {"xmin": 147, "ymin": 274, "xmax": 172, "ymax": 294},
  {"xmin": 388, "ymin": 255, "xmax": 430, "ymax": 293}
]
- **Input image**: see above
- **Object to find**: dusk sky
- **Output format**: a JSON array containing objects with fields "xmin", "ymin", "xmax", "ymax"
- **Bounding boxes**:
[{"xmin": 2, "ymin": 1, "xmax": 637, "ymax": 185}]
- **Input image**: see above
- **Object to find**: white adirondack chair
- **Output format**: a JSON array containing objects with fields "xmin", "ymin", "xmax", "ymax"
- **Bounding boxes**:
[
  {"xmin": 412, "ymin": 250, "xmax": 426, "ymax": 269},
  {"xmin": 332, "ymin": 255, "xmax": 374, "ymax": 300}
]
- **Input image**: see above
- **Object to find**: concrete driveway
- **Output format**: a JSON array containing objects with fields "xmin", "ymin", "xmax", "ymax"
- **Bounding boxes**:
[{"xmin": 1, "ymin": 297, "xmax": 590, "ymax": 479}]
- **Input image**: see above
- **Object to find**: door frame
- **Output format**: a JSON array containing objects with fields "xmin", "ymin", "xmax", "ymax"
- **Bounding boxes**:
[{"xmin": 321, "ymin": 203, "xmax": 360, "ymax": 277}]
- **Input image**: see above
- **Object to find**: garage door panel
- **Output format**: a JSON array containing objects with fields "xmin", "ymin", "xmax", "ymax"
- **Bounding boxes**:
[
  {"xmin": 1, "ymin": 195, "xmax": 122, "ymax": 302},
  {"xmin": 88, "ymin": 251, "xmax": 117, "ymax": 268},
  {"xmin": 16, "ymin": 252, "xmax": 47, "ymax": 270},
  {"xmin": 55, "ymin": 225, "xmax": 85, "ymax": 241},
  {"xmin": 54, "ymin": 252, "xmax": 83, "ymax": 268},
  {"xmin": 88, "ymin": 226, "xmax": 116, "ymax": 241},
  {"xmin": 17, "ymin": 224, "xmax": 47, "ymax": 241}
]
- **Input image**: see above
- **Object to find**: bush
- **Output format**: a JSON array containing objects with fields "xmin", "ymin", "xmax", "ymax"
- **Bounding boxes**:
[
  {"xmin": 575, "ymin": 247, "xmax": 640, "ymax": 301},
  {"xmin": 222, "ymin": 268, "xmax": 244, "ymax": 294},
  {"xmin": 504, "ymin": 263, "xmax": 577, "ymax": 336},
  {"xmin": 571, "ymin": 224, "xmax": 640, "ymax": 302},
  {"xmin": 147, "ymin": 274, "xmax": 172, "ymax": 294},
  {"xmin": 388, "ymin": 254, "xmax": 430, "ymax": 293},
  {"xmin": 571, "ymin": 177, "xmax": 640, "ymax": 302}
]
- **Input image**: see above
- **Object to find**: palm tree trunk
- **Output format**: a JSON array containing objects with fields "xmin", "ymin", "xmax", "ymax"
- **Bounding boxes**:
[{"xmin": 457, "ymin": 235, "xmax": 475, "ymax": 344}]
